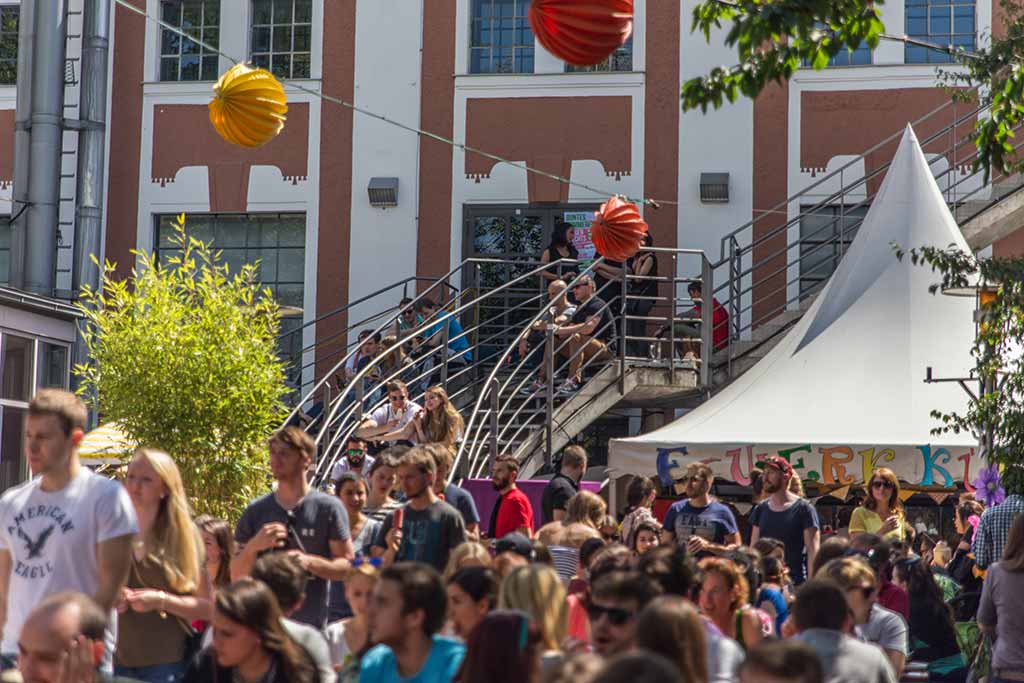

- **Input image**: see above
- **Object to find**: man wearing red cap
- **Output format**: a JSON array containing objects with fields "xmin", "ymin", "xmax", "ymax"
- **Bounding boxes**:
[{"xmin": 749, "ymin": 456, "xmax": 820, "ymax": 584}]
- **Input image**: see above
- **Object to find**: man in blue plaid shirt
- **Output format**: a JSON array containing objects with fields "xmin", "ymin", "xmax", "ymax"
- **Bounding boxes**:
[{"xmin": 972, "ymin": 493, "xmax": 1024, "ymax": 569}]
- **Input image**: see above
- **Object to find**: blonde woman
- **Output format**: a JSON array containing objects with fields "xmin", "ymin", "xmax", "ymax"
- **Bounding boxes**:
[
  {"xmin": 116, "ymin": 448, "xmax": 212, "ymax": 683},
  {"xmin": 325, "ymin": 562, "xmax": 379, "ymax": 671},
  {"xmin": 849, "ymin": 467, "xmax": 911, "ymax": 541},
  {"xmin": 500, "ymin": 565, "xmax": 568, "ymax": 665},
  {"xmin": 443, "ymin": 541, "xmax": 492, "ymax": 582},
  {"xmin": 379, "ymin": 385, "xmax": 464, "ymax": 448}
]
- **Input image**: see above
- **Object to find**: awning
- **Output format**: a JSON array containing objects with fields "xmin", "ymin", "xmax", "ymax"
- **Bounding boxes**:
[
  {"xmin": 609, "ymin": 126, "xmax": 982, "ymax": 488},
  {"xmin": 79, "ymin": 421, "xmax": 136, "ymax": 465}
]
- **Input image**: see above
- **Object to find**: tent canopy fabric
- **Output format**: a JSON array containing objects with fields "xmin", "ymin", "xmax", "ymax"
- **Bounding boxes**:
[
  {"xmin": 79, "ymin": 420, "xmax": 135, "ymax": 463},
  {"xmin": 609, "ymin": 126, "xmax": 983, "ymax": 489}
]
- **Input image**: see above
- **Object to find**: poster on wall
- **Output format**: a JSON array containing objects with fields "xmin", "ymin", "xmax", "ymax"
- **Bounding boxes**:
[{"xmin": 563, "ymin": 211, "xmax": 596, "ymax": 264}]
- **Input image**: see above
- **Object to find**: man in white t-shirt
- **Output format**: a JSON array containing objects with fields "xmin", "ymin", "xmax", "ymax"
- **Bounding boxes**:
[
  {"xmin": 354, "ymin": 380, "xmax": 422, "ymax": 447},
  {"xmin": 0, "ymin": 389, "xmax": 138, "ymax": 665},
  {"xmin": 329, "ymin": 436, "xmax": 376, "ymax": 484}
]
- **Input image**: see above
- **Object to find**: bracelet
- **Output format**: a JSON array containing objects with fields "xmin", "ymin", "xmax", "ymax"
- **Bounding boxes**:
[{"xmin": 158, "ymin": 591, "xmax": 168, "ymax": 619}]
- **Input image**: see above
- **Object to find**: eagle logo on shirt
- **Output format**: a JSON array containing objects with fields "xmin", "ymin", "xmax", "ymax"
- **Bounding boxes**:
[{"xmin": 17, "ymin": 524, "xmax": 55, "ymax": 559}]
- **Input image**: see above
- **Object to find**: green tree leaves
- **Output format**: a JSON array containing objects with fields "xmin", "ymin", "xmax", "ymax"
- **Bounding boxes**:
[
  {"xmin": 681, "ymin": 0, "xmax": 884, "ymax": 112},
  {"xmin": 75, "ymin": 214, "xmax": 287, "ymax": 520}
]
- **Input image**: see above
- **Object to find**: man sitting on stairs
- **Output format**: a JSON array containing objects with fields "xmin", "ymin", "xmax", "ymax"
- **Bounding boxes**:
[{"xmin": 555, "ymin": 274, "xmax": 617, "ymax": 396}]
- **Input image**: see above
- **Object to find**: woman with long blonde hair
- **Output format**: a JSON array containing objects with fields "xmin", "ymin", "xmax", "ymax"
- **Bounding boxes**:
[
  {"xmin": 116, "ymin": 447, "xmax": 212, "ymax": 683},
  {"xmin": 500, "ymin": 565, "xmax": 568, "ymax": 653},
  {"xmin": 379, "ymin": 385, "xmax": 464, "ymax": 448},
  {"xmin": 849, "ymin": 467, "xmax": 910, "ymax": 541}
]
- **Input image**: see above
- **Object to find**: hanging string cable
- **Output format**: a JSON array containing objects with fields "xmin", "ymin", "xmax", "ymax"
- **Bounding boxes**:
[{"xmin": 111, "ymin": 0, "xmax": 671, "ymax": 208}]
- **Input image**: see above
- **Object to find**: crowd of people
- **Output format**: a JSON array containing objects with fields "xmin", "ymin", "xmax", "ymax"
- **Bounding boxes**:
[{"xmin": 1, "ymin": 387, "xmax": 1023, "ymax": 683}]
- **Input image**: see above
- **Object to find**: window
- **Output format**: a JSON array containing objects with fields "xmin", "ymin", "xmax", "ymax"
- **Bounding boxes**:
[
  {"xmin": 251, "ymin": 0, "xmax": 312, "ymax": 79},
  {"xmin": 155, "ymin": 213, "xmax": 306, "ymax": 385},
  {"xmin": 798, "ymin": 205, "xmax": 869, "ymax": 294},
  {"xmin": 905, "ymin": 0, "xmax": 975, "ymax": 64},
  {"xmin": 159, "ymin": 1, "xmax": 220, "ymax": 81},
  {"xmin": 469, "ymin": 0, "xmax": 534, "ymax": 74},
  {"xmin": 0, "ymin": 6, "xmax": 17, "ymax": 85},
  {"xmin": 803, "ymin": 24, "xmax": 871, "ymax": 67},
  {"xmin": 565, "ymin": 37, "xmax": 633, "ymax": 73}
]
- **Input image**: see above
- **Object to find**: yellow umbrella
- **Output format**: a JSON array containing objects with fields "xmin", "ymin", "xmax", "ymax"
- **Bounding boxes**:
[{"xmin": 79, "ymin": 421, "xmax": 136, "ymax": 466}]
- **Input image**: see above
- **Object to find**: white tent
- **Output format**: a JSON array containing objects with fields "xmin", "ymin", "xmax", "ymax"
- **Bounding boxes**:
[{"xmin": 609, "ymin": 126, "xmax": 984, "ymax": 489}]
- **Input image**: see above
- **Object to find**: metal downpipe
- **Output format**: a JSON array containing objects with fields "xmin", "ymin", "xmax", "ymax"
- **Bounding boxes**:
[
  {"xmin": 9, "ymin": 0, "xmax": 35, "ymax": 289},
  {"xmin": 23, "ymin": 0, "xmax": 67, "ymax": 296}
]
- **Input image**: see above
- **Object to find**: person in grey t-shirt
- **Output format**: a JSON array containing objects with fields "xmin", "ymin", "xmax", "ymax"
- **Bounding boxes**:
[
  {"xmin": 251, "ymin": 552, "xmax": 336, "ymax": 683},
  {"xmin": 793, "ymin": 580, "xmax": 895, "ymax": 683},
  {"xmin": 232, "ymin": 427, "xmax": 354, "ymax": 629}
]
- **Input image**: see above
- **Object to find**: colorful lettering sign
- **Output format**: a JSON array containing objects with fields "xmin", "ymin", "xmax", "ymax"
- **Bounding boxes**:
[{"xmin": 649, "ymin": 443, "xmax": 981, "ymax": 488}]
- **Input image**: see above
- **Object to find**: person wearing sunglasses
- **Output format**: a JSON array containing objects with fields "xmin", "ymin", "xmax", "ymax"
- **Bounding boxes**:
[
  {"xmin": 354, "ymin": 380, "xmax": 422, "ymax": 449},
  {"xmin": 587, "ymin": 570, "xmax": 662, "ymax": 658},
  {"xmin": 329, "ymin": 436, "xmax": 376, "ymax": 485},
  {"xmin": 817, "ymin": 556, "xmax": 907, "ymax": 678},
  {"xmin": 849, "ymin": 468, "xmax": 911, "ymax": 542}
]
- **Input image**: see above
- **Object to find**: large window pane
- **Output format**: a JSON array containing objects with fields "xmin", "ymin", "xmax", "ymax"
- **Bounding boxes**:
[
  {"xmin": 566, "ymin": 37, "xmax": 634, "ymax": 73},
  {"xmin": 250, "ymin": 0, "xmax": 312, "ymax": 79},
  {"xmin": 469, "ymin": 0, "xmax": 533, "ymax": 74},
  {"xmin": 802, "ymin": 24, "xmax": 872, "ymax": 67},
  {"xmin": 798, "ymin": 205, "xmax": 869, "ymax": 294},
  {"xmin": 1, "ymin": 335, "xmax": 33, "ymax": 402},
  {"xmin": 37, "ymin": 343, "xmax": 68, "ymax": 390},
  {"xmin": 156, "ymin": 213, "xmax": 306, "ymax": 385},
  {"xmin": 0, "ymin": 406, "xmax": 26, "ymax": 492},
  {"xmin": 159, "ymin": 1, "xmax": 220, "ymax": 82},
  {"xmin": 905, "ymin": 0, "xmax": 975, "ymax": 64},
  {"xmin": 0, "ymin": 6, "xmax": 18, "ymax": 85}
]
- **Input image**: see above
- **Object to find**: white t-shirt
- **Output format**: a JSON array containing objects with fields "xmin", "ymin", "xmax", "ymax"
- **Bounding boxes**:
[
  {"xmin": 371, "ymin": 400, "xmax": 421, "ymax": 437},
  {"xmin": 330, "ymin": 455, "xmax": 376, "ymax": 483},
  {"xmin": 0, "ymin": 468, "xmax": 138, "ymax": 656}
]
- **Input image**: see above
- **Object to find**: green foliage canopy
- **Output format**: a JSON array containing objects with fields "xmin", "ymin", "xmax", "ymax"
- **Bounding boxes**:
[{"xmin": 75, "ymin": 214, "xmax": 287, "ymax": 520}]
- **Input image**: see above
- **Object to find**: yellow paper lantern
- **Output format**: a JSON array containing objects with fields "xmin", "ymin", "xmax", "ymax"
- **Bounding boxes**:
[{"xmin": 208, "ymin": 63, "xmax": 287, "ymax": 148}]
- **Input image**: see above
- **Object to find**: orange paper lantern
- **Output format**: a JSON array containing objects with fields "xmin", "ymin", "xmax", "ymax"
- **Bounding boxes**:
[
  {"xmin": 529, "ymin": 0, "xmax": 634, "ymax": 67},
  {"xmin": 591, "ymin": 196, "xmax": 648, "ymax": 261},
  {"xmin": 208, "ymin": 63, "xmax": 287, "ymax": 148}
]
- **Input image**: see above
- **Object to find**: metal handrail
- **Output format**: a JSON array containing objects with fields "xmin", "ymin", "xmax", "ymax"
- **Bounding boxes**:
[
  {"xmin": 455, "ymin": 248, "xmax": 714, "ymax": 482},
  {"xmin": 710, "ymin": 89, "xmax": 1024, "ymax": 375},
  {"xmin": 304, "ymin": 258, "xmax": 581, "ymax": 484}
]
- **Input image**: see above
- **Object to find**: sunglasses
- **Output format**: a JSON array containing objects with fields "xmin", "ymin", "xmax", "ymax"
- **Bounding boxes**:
[
  {"xmin": 388, "ymin": 394, "xmax": 405, "ymax": 402},
  {"xmin": 348, "ymin": 448, "xmax": 365, "ymax": 456},
  {"xmin": 586, "ymin": 603, "xmax": 634, "ymax": 626},
  {"xmin": 872, "ymin": 480, "xmax": 895, "ymax": 490}
]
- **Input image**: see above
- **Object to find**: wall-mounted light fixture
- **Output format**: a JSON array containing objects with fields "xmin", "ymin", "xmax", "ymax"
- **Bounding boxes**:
[
  {"xmin": 368, "ymin": 177, "xmax": 399, "ymax": 208},
  {"xmin": 700, "ymin": 172, "xmax": 730, "ymax": 203}
]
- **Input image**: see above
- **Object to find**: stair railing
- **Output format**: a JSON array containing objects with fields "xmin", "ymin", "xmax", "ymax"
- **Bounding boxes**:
[{"xmin": 304, "ymin": 258, "xmax": 581, "ymax": 486}]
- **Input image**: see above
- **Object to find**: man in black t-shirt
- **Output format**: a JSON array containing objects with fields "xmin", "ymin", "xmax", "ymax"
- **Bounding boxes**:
[
  {"xmin": 541, "ymin": 445, "xmax": 587, "ymax": 524},
  {"xmin": 555, "ymin": 274, "xmax": 615, "ymax": 395}
]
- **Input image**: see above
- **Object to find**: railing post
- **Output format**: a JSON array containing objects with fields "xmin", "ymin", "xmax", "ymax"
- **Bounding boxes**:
[
  {"xmin": 669, "ymin": 252, "xmax": 677, "ymax": 385},
  {"xmin": 489, "ymin": 378, "xmax": 499, "ymax": 464},
  {"xmin": 619, "ymin": 254, "xmax": 628, "ymax": 394},
  {"xmin": 440, "ymin": 311, "xmax": 450, "ymax": 388},
  {"xmin": 701, "ymin": 256, "xmax": 712, "ymax": 390},
  {"xmin": 321, "ymin": 381, "xmax": 332, "ymax": 462},
  {"xmin": 545, "ymin": 324, "xmax": 555, "ymax": 471}
]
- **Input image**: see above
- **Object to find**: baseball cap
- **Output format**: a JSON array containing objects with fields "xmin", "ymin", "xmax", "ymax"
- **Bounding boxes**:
[
  {"xmin": 755, "ymin": 455, "xmax": 794, "ymax": 478},
  {"xmin": 495, "ymin": 532, "xmax": 534, "ymax": 561}
]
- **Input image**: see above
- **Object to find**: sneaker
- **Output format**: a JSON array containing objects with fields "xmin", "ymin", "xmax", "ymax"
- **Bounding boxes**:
[
  {"xmin": 519, "ymin": 380, "xmax": 544, "ymax": 396},
  {"xmin": 557, "ymin": 380, "xmax": 581, "ymax": 396}
]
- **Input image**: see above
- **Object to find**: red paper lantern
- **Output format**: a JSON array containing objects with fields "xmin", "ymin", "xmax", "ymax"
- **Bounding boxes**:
[
  {"xmin": 529, "ymin": 0, "xmax": 634, "ymax": 67},
  {"xmin": 591, "ymin": 196, "xmax": 648, "ymax": 262}
]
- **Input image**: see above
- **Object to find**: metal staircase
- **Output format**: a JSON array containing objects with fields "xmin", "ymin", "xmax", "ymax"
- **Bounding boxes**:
[{"xmin": 287, "ymin": 90, "xmax": 1024, "ymax": 488}]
